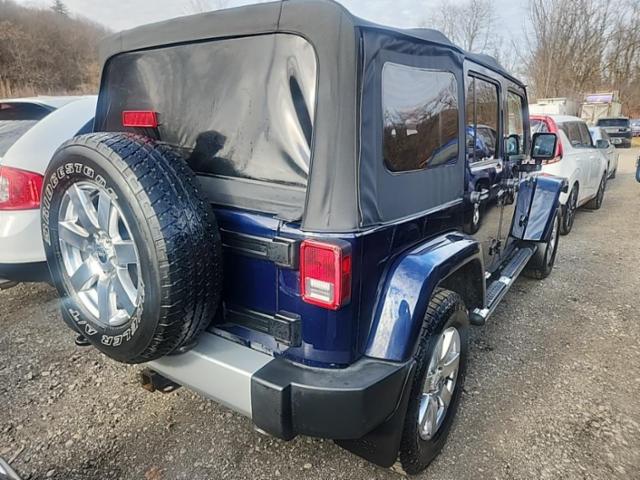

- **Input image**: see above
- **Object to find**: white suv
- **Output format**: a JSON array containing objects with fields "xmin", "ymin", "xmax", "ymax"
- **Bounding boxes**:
[{"xmin": 531, "ymin": 115, "xmax": 608, "ymax": 235}]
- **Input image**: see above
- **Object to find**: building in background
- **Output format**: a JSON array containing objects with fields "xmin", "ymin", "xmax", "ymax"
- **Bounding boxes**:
[
  {"xmin": 580, "ymin": 92, "xmax": 623, "ymax": 125},
  {"xmin": 529, "ymin": 98, "xmax": 579, "ymax": 116}
]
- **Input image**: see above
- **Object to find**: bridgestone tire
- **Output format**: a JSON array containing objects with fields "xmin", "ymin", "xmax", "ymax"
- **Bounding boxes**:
[
  {"xmin": 41, "ymin": 133, "xmax": 222, "ymax": 364},
  {"xmin": 398, "ymin": 289, "xmax": 469, "ymax": 475}
]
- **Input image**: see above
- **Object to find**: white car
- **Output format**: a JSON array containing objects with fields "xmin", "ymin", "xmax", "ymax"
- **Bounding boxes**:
[
  {"xmin": 531, "ymin": 114, "xmax": 608, "ymax": 235},
  {"xmin": 0, "ymin": 96, "xmax": 97, "ymax": 284},
  {"xmin": 589, "ymin": 126, "xmax": 619, "ymax": 179}
]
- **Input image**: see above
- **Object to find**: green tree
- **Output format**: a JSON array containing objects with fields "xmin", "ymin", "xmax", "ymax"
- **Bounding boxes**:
[{"xmin": 51, "ymin": 0, "xmax": 69, "ymax": 16}]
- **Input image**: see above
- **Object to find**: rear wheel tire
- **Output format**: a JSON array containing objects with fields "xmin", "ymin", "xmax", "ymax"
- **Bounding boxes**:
[
  {"xmin": 42, "ymin": 133, "xmax": 223, "ymax": 364},
  {"xmin": 560, "ymin": 185, "xmax": 577, "ymax": 235},
  {"xmin": 524, "ymin": 211, "xmax": 560, "ymax": 280},
  {"xmin": 398, "ymin": 289, "xmax": 469, "ymax": 475},
  {"xmin": 586, "ymin": 174, "xmax": 606, "ymax": 210}
]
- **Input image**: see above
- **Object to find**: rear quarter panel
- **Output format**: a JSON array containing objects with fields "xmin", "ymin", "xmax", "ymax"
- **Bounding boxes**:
[
  {"xmin": 364, "ymin": 232, "xmax": 482, "ymax": 362},
  {"xmin": 541, "ymin": 132, "xmax": 583, "ymax": 204}
]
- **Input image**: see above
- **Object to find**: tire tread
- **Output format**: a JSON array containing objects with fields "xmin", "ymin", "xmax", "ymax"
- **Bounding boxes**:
[{"xmin": 48, "ymin": 132, "xmax": 222, "ymax": 363}]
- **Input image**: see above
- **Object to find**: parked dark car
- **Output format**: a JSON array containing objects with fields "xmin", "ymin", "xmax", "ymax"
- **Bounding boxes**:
[
  {"xmin": 596, "ymin": 117, "xmax": 632, "ymax": 148},
  {"xmin": 40, "ymin": 0, "xmax": 565, "ymax": 474}
]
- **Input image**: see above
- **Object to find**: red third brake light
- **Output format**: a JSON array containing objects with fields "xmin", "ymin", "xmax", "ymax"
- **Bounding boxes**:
[
  {"xmin": 300, "ymin": 239, "xmax": 352, "ymax": 310},
  {"xmin": 122, "ymin": 110, "xmax": 159, "ymax": 128},
  {"xmin": 0, "ymin": 166, "xmax": 44, "ymax": 210}
]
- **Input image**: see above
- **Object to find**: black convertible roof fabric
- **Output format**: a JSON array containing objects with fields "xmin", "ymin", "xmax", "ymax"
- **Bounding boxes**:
[
  {"xmin": 100, "ymin": 1, "xmax": 521, "ymax": 86},
  {"xmin": 97, "ymin": 0, "xmax": 525, "ymax": 232}
]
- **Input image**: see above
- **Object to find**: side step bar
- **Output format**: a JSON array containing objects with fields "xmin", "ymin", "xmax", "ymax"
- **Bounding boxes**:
[{"xmin": 470, "ymin": 246, "xmax": 535, "ymax": 326}]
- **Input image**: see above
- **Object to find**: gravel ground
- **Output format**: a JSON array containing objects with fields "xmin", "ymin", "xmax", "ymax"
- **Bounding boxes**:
[{"xmin": 2, "ymin": 149, "xmax": 639, "ymax": 480}]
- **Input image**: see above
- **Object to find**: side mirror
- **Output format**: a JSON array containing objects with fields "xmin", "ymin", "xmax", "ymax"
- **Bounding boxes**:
[
  {"xmin": 505, "ymin": 134, "xmax": 520, "ymax": 156},
  {"xmin": 531, "ymin": 132, "xmax": 557, "ymax": 161},
  {"xmin": 596, "ymin": 139, "xmax": 609, "ymax": 149}
]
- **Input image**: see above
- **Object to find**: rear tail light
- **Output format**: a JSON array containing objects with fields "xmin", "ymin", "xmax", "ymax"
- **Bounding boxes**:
[
  {"xmin": 122, "ymin": 110, "xmax": 159, "ymax": 128},
  {"xmin": 300, "ymin": 239, "xmax": 352, "ymax": 310},
  {"xmin": 0, "ymin": 166, "xmax": 43, "ymax": 210}
]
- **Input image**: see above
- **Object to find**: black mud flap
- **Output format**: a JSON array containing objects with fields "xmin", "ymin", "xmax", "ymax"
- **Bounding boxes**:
[{"xmin": 335, "ymin": 362, "xmax": 416, "ymax": 468}]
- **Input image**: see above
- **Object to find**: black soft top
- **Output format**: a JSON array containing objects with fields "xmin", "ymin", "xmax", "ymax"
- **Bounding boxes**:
[
  {"xmin": 98, "ymin": 0, "xmax": 525, "ymax": 232},
  {"xmin": 100, "ymin": 1, "xmax": 520, "ymax": 85}
]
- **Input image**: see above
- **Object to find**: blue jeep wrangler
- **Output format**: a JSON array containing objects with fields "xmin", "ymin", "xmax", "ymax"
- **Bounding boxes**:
[{"xmin": 40, "ymin": 0, "xmax": 566, "ymax": 474}]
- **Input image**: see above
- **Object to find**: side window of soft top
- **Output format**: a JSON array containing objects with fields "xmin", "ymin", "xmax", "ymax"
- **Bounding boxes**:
[
  {"xmin": 382, "ymin": 63, "xmax": 460, "ymax": 172},
  {"xmin": 465, "ymin": 75, "xmax": 500, "ymax": 163},
  {"xmin": 506, "ymin": 91, "xmax": 526, "ymax": 155}
]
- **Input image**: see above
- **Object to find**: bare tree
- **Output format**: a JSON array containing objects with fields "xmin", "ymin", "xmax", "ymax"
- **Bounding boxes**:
[
  {"xmin": 424, "ymin": 0, "xmax": 498, "ymax": 53},
  {"xmin": 0, "ymin": 0, "xmax": 107, "ymax": 97},
  {"xmin": 602, "ymin": 0, "xmax": 640, "ymax": 112},
  {"xmin": 527, "ymin": 0, "xmax": 612, "ymax": 100}
]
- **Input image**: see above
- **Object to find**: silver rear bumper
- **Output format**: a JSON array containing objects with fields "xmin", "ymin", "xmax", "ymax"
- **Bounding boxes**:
[{"xmin": 148, "ymin": 332, "xmax": 271, "ymax": 417}]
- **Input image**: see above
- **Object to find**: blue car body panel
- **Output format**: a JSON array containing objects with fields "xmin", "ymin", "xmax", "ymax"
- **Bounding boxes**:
[
  {"xmin": 213, "ymin": 203, "xmax": 468, "ymax": 368},
  {"xmin": 364, "ymin": 232, "xmax": 482, "ymax": 362},
  {"xmin": 214, "ymin": 170, "xmax": 563, "ymax": 368},
  {"xmin": 511, "ymin": 174, "xmax": 565, "ymax": 242}
]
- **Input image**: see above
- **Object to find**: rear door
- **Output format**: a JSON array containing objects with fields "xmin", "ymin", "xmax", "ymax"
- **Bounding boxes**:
[
  {"xmin": 577, "ymin": 121, "xmax": 601, "ymax": 191},
  {"xmin": 500, "ymin": 89, "xmax": 527, "ymax": 256},
  {"xmin": 559, "ymin": 121, "xmax": 593, "ymax": 200},
  {"xmin": 464, "ymin": 70, "xmax": 504, "ymax": 272},
  {"xmin": 94, "ymin": 33, "xmax": 319, "ymax": 345}
]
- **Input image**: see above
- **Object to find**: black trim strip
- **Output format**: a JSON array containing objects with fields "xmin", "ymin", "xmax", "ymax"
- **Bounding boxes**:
[
  {"xmin": 225, "ymin": 306, "xmax": 302, "ymax": 347},
  {"xmin": 220, "ymin": 229, "xmax": 300, "ymax": 268}
]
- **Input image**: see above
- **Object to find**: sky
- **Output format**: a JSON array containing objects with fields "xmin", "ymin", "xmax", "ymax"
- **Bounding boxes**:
[{"xmin": 15, "ymin": 0, "xmax": 528, "ymax": 40}]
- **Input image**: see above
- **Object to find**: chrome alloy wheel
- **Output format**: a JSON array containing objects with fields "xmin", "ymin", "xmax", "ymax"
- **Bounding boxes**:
[
  {"xmin": 546, "ymin": 214, "xmax": 559, "ymax": 267},
  {"xmin": 565, "ymin": 188, "xmax": 577, "ymax": 230},
  {"xmin": 58, "ymin": 182, "xmax": 141, "ymax": 328},
  {"xmin": 418, "ymin": 327, "xmax": 461, "ymax": 441},
  {"xmin": 472, "ymin": 203, "xmax": 480, "ymax": 226}
]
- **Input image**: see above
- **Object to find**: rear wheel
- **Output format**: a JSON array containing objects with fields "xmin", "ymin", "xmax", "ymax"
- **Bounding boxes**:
[
  {"xmin": 398, "ymin": 289, "xmax": 469, "ymax": 474},
  {"xmin": 586, "ymin": 173, "xmax": 606, "ymax": 210},
  {"xmin": 524, "ymin": 211, "xmax": 559, "ymax": 280},
  {"xmin": 42, "ymin": 132, "xmax": 223, "ymax": 364},
  {"xmin": 560, "ymin": 185, "xmax": 578, "ymax": 235}
]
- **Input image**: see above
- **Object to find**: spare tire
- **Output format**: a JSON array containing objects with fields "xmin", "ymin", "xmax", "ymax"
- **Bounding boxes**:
[{"xmin": 41, "ymin": 132, "xmax": 222, "ymax": 363}]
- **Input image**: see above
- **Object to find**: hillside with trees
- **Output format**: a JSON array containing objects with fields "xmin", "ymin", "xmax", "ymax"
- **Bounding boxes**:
[
  {"xmin": 424, "ymin": 0, "xmax": 640, "ymax": 116},
  {"xmin": 0, "ymin": 0, "xmax": 108, "ymax": 98}
]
